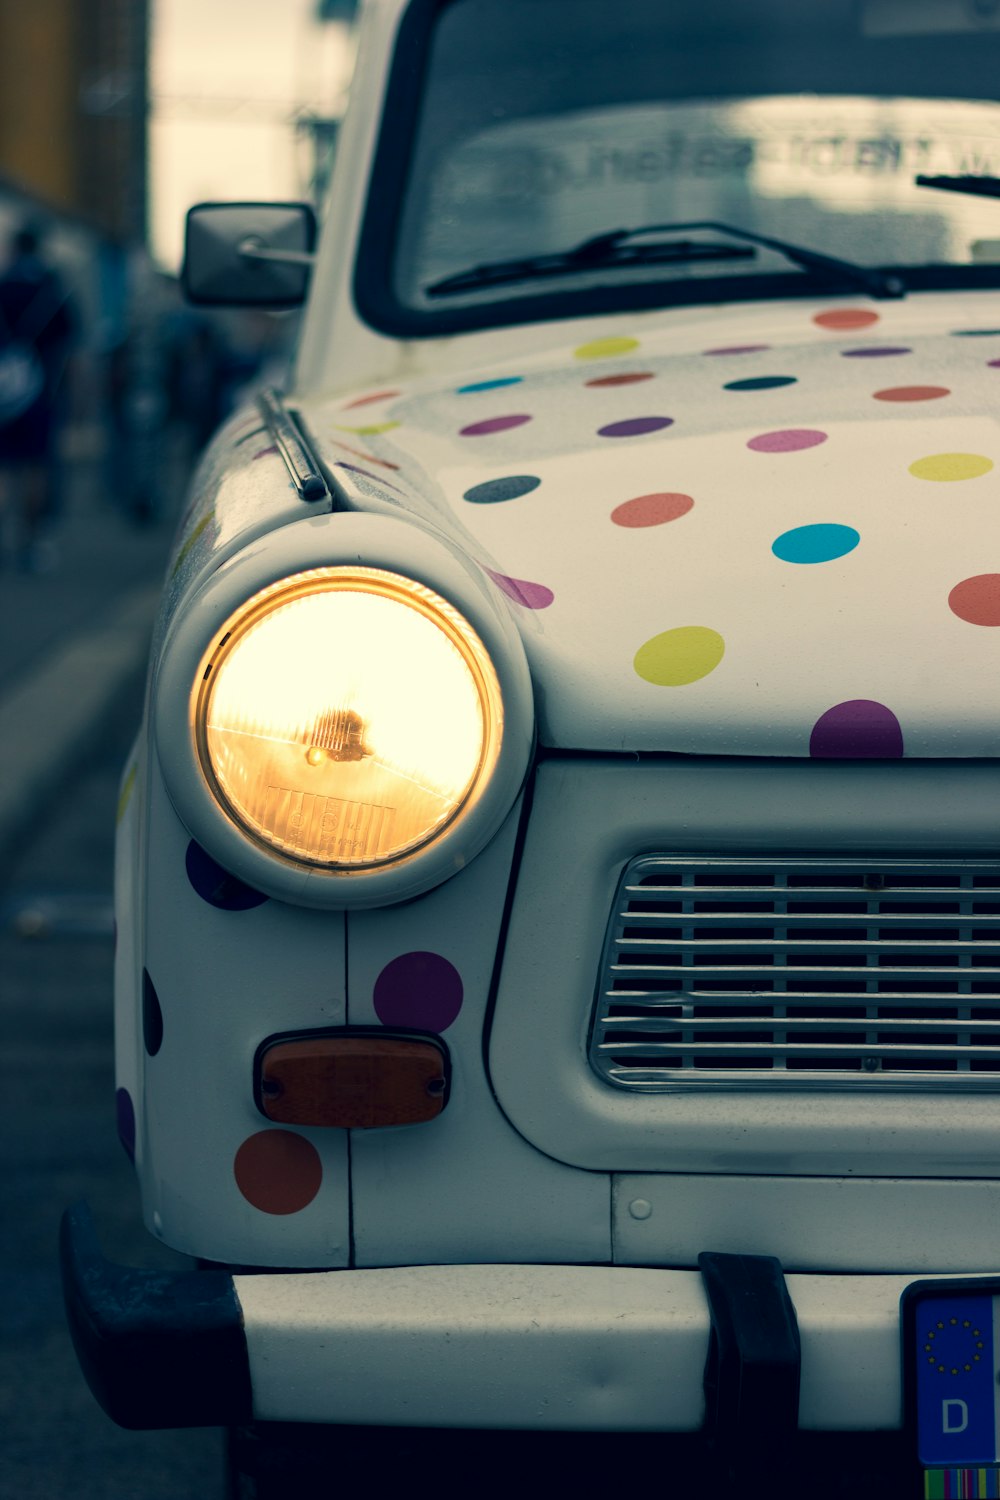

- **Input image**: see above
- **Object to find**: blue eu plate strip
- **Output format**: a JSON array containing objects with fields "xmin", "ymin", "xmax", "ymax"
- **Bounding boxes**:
[{"xmin": 916, "ymin": 1295, "xmax": 997, "ymax": 1467}]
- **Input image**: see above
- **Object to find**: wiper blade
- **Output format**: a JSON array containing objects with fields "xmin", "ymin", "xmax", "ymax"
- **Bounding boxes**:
[
  {"xmin": 425, "ymin": 237, "xmax": 755, "ymax": 297},
  {"xmin": 572, "ymin": 222, "xmax": 905, "ymax": 300},
  {"xmin": 916, "ymin": 174, "xmax": 1000, "ymax": 200},
  {"xmin": 426, "ymin": 220, "xmax": 904, "ymax": 301}
]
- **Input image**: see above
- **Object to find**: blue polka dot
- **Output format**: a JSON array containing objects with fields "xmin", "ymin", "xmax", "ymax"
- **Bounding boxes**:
[
  {"xmin": 772, "ymin": 523, "xmax": 860, "ymax": 564},
  {"xmin": 463, "ymin": 474, "xmax": 540, "ymax": 504},
  {"xmin": 457, "ymin": 377, "xmax": 523, "ymax": 393},
  {"xmin": 723, "ymin": 375, "xmax": 797, "ymax": 391},
  {"xmin": 185, "ymin": 841, "xmax": 268, "ymax": 910}
]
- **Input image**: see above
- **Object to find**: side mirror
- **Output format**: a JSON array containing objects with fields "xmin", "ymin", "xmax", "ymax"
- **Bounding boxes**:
[{"xmin": 182, "ymin": 202, "xmax": 318, "ymax": 307}]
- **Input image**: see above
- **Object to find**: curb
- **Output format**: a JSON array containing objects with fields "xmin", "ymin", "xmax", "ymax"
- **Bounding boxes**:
[{"xmin": 0, "ymin": 582, "xmax": 161, "ymax": 867}]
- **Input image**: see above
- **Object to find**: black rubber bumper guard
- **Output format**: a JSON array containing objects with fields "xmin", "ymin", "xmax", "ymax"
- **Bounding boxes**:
[
  {"xmin": 60, "ymin": 1202, "xmax": 252, "ymax": 1429},
  {"xmin": 61, "ymin": 1202, "xmax": 801, "ymax": 1441}
]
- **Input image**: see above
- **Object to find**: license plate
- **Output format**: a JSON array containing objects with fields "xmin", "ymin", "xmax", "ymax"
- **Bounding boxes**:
[{"xmin": 903, "ymin": 1279, "xmax": 1000, "ymax": 1497}]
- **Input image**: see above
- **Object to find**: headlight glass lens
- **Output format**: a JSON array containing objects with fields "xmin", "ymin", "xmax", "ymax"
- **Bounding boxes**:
[{"xmin": 194, "ymin": 567, "xmax": 503, "ymax": 869}]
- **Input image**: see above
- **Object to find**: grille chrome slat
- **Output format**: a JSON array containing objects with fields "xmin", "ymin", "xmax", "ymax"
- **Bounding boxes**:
[{"xmin": 590, "ymin": 857, "xmax": 1000, "ymax": 1093}]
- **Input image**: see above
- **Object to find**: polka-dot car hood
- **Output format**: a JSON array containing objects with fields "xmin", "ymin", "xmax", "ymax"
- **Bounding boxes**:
[{"xmin": 305, "ymin": 294, "xmax": 1000, "ymax": 758}]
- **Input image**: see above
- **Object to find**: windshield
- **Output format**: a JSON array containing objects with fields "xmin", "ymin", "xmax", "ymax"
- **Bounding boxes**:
[{"xmin": 357, "ymin": 0, "xmax": 1000, "ymax": 334}]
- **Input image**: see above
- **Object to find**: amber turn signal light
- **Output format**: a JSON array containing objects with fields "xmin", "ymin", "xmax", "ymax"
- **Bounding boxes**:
[{"xmin": 254, "ymin": 1030, "xmax": 449, "ymax": 1129}]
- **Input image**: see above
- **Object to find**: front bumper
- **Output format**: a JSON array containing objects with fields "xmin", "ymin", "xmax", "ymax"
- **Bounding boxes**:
[{"xmin": 61, "ymin": 1201, "xmax": 915, "ymax": 1434}]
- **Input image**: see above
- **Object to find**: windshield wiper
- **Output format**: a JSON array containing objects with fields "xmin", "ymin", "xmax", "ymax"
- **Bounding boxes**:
[
  {"xmin": 916, "ymin": 174, "xmax": 1000, "ymax": 200},
  {"xmin": 426, "ymin": 236, "xmax": 756, "ymax": 297},
  {"xmin": 426, "ymin": 220, "xmax": 905, "ymax": 300}
]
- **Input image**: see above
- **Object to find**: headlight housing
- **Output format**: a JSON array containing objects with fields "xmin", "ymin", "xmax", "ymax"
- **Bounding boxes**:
[
  {"xmin": 154, "ymin": 513, "xmax": 533, "ymax": 909},
  {"xmin": 195, "ymin": 566, "xmax": 503, "ymax": 870}
]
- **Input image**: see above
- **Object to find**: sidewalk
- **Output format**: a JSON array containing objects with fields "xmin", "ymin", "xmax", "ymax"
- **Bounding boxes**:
[{"xmin": 0, "ymin": 432, "xmax": 180, "ymax": 870}]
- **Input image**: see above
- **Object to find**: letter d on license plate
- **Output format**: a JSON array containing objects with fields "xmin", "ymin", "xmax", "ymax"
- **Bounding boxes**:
[{"xmin": 903, "ymin": 1279, "xmax": 1000, "ymax": 1493}]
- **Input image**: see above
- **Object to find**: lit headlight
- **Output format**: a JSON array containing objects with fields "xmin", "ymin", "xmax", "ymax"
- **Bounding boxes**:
[{"xmin": 193, "ymin": 567, "xmax": 504, "ymax": 870}]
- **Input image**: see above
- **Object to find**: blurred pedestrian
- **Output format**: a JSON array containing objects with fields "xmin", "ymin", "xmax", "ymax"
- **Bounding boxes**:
[{"xmin": 0, "ymin": 221, "xmax": 77, "ymax": 570}]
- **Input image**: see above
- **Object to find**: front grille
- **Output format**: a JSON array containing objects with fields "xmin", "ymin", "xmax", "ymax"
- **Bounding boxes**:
[{"xmin": 589, "ymin": 857, "xmax": 1000, "ymax": 1091}]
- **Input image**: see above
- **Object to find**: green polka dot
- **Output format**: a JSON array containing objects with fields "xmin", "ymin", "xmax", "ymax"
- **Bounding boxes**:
[
  {"xmin": 909, "ymin": 452, "xmax": 994, "ymax": 482},
  {"xmin": 634, "ymin": 626, "xmax": 725, "ymax": 686},
  {"xmin": 574, "ymin": 336, "xmax": 640, "ymax": 360}
]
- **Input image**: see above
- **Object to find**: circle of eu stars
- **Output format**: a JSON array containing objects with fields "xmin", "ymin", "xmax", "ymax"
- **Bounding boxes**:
[{"xmin": 925, "ymin": 1317, "xmax": 985, "ymax": 1375}]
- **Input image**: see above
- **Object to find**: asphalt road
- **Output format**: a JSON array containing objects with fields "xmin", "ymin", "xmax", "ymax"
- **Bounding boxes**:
[{"xmin": 0, "ymin": 661, "xmax": 225, "ymax": 1498}]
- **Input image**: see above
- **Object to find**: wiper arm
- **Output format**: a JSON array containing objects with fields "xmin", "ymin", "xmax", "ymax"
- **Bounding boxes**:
[
  {"xmin": 426, "ymin": 237, "xmax": 755, "ymax": 297},
  {"xmin": 426, "ymin": 219, "xmax": 904, "ymax": 301},
  {"xmin": 572, "ymin": 222, "xmax": 906, "ymax": 300},
  {"xmin": 916, "ymin": 174, "xmax": 1000, "ymax": 200}
]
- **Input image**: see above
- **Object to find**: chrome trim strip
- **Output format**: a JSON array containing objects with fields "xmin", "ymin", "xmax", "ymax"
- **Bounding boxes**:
[{"xmin": 256, "ymin": 387, "xmax": 329, "ymax": 503}]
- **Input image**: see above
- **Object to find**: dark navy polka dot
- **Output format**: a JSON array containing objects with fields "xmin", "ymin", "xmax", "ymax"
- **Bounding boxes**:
[
  {"xmin": 143, "ymin": 970, "xmax": 163, "ymax": 1057},
  {"xmin": 116, "ymin": 1088, "xmax": 136, "ymax": 1162},
  {"xmin": 463, "ymin": 475, "xmax": 541, "ymax": 504},
  {"xmin": 185, "ymin": 841, "xmax": 268, "ymax": 910},
  {"xmin": 723, "ymin": 376, "xmax": 797, "ymax": 391}
]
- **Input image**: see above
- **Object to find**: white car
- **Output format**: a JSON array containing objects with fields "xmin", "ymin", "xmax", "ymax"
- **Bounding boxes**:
[{"xmin": 61, "ymin": 1, "xmax": 1000, "ymax": 1494}]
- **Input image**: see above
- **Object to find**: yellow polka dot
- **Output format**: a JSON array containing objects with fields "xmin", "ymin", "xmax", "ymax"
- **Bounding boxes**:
[
  {"xmin": 909, "ymin": 452, "xmax": 994, "ymax": 482},
  {"xmin": 573, "ymin": 335, "xmax": 640, "ymax": 360},
  {"xmin": 634, "ymin": 626, "xmax": 725, "ymax": 686},
  {"xmin": 334, "ymin": 422, "xmax": 400, "ymax": 436}
]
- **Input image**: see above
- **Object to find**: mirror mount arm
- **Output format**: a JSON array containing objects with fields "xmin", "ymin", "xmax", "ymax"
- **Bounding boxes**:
[{"xmin": 238, "ymin": 236, "xmax": 317, "ymax": 268}]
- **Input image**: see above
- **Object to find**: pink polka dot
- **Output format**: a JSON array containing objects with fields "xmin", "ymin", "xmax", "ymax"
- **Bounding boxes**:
[
  {"xmin": 747, "ymin": 428, "xmax": 828, "ymax": 453},
  {"xmin": 612, "ymin": 492, "xmax": 694, "ymax": 527},
  {"xmin": 343, "ymin": 389, "xmax": 400, "ymax": 408},
  {"xmin": 373, "ymin": 951, "xmax": 464, "ymax": 1032},
  {"xmin": 252, "ymin": 445, "xmax": 279, "ymax": 461},
  {"xmin": 948, "ymin": 574, "xmax": 1000, "ymax": 626},
  {"xmin": 484, "ymin": 568, "xmax": 554, "ymax": 609},
  {"xmin": 813, "ymin": 308, "xmax": 879, "ymax": 330},
  {"xmin": 459, "ymin": 414, "xmax": 532, "ymax": 436}
]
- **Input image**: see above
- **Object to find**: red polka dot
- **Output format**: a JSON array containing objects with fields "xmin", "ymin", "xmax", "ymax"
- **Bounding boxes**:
[
  {"xmin": 612, "ymin": 492, "xmax": 694, "ymax": 527},
  {"xmin": 813, "ymin": 308, "xmax": 879, "ymax": 330},
  {"xmin": 585, "ymin": 372, "xmax": 655, "ymax": 387},
  {"xmin": 873, "ymin": 386, "xmax": 950, "ymax": 402},
  {"xmin": 234, "ymin": 1130, "xmax": 322, "ymax": 1215},
  {"xmin": 948, "ymin": 574, "xmax": 1000, "ymax": 626}
]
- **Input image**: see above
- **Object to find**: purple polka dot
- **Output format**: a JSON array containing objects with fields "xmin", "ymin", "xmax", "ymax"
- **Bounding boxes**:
[
  {"xmin": 143, "ymin": 969, "xmax": 163, "ymax": 1057},
  {"xmin": 185, "ymin": 841, "xmax": 268, "ymax": 910},
  {"xmin": 335, "ymin": 461, "xmax": 404, "ymax": 493},
  {"xmin": 703, "ymin": 345, "xmax": 771, "ymax": 355},
  {"xmin": 459, "ymin": 414, "xmax": 532, "ymax": 436},
  {"xmin": 116, "ymin": 1088, "xmax": 136, "ymax": 1163},
  {"xmin": 809, "ymin": 700, "xmax": 904, "ymax": 759},
  {"xmin": 840, "ymin": 346, "xmax": 912, "ymax": 358},
  {"xmin": 748, "ymin": 428, "xmax": 828, "ymax": 453},
  {"xmin": 373, "ymin": 951, "xmax": 464, "ymax": 1033},
  {"xmin": 987, "ymin": 359, "xmax": 1000, "ymax": 368},
  {"xmin": 597, "ymin": 416, "xmax": 674, "ymax": 438},
  {"xmin": 484, "ymin": 568, "xmax": 554, "ymax": 609}
]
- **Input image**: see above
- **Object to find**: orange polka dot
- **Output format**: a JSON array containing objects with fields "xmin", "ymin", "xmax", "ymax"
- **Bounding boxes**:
[
  {"xmin": 873, "ymin": 386, "xmax": 950, "ymax": 402},
  {"xmin": 234, "ymin": 1130, "xmax": 322, "ymax": 1214},
  {"xmin": 612, "ymin": 492, "xmax": 694, "ymax": 527},
  {"xmin": 813, "ymin": 308, "xmax": 880, "ymax": 330}
]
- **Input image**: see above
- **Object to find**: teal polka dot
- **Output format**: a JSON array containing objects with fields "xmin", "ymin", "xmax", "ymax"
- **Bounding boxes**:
[
  {"xmin": 457, "ymin": 377, "xmax": 523, "ymax": 393},
  {"xmin": 772, "ymin": 523, "xmax": 860, "ymax": 564}
]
